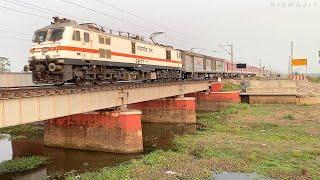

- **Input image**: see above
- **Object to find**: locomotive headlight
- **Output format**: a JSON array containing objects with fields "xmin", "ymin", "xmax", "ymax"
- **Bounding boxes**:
[
  {"xmin": 46, "ymin": 55, "xmax": 51, "ymax": 60},
  {"xmin": 48, "ymin": 63, "xmax": 56, "ymax": 72},
  {"xmin": 48, "ymin": 63, "xmax": 63, "ymax": 72}
]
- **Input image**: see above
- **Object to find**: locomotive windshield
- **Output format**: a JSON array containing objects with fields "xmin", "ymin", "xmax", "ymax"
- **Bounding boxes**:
[
  {"xmin": 48, "ymin": 28, "xmax": 64, "ymax": 42},
  {"xmin": 32, "ymin": 28, "xmax": 64, "ymax": 43},
  {"xmin": 33, "ymin": 30, "xmax": 47, "ymax": 43}
]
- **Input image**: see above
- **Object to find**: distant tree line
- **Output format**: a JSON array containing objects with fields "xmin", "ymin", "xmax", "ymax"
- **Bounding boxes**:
[{"xmin": 0, "ymin": 57, "xmax": 11, "ymax": 72}]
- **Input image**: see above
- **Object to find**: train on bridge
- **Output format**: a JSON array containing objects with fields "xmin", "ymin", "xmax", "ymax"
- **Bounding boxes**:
[{"xmin": 29, "ymin": 17, "xmax": 268, "ymax": 85}]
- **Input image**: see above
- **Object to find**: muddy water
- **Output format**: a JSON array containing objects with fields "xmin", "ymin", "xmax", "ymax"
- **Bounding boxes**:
[{"xmin": 0, "ymin": 123, "xmax": 196, "ymax": 179}]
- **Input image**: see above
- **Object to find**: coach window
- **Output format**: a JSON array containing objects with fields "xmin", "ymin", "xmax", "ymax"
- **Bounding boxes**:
[
  {"xmin": 84, "ymin": 32, "xmax": 90, "ymax": 43},
  {"xmin": 131, "ymin": 42, "xmax": 136, "ymax": 54},
  {"xmin": 99, "ymin": 36, "xmax": 105, "ymax": 44},
  {"xmin": 166, "ymin": 50, "xmax": 171, "ymax": 60},
  {"xmin": 105, "ymin": 37, "xmax": 111, "ymax": 45},
  {"xmin": 72, "ymin": 30, "xmax": 80, "ymax": 41}
]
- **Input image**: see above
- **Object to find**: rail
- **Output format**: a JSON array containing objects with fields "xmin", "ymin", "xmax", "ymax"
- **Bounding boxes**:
[{"xmin": 0, "ymin": 80, "xmax": 214, "ymax": 100}]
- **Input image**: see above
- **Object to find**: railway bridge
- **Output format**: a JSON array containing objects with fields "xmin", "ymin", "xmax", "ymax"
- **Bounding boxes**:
[{"xmin": 0, "ymin": 78, "xmax": 241, "ymax": 153}]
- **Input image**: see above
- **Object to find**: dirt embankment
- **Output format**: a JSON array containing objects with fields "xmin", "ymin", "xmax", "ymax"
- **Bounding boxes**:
[
  {"xmin": 296, "ymin": 81, "xmax": 320, "ymax": 97},
  {"xmin": 244, "ymin": 79, "xmax": 320, "ymax": 97}
]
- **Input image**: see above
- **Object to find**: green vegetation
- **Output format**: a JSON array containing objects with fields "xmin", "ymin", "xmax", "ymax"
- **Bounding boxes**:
[
  {"xmin": 0, "ymin": 134, "xmax": 7, "ymax": 140},
  {"xmin": 0, "ymin": 123, "xmax": 43, "ymax": 140},
  {"xmin": 0, "ymin": 156, "xmax": 49, "ymax": 174},
  {"xmin": 307, "ymin": 76, "xmax": 320, "ymax": 84},
  {"xmin": 68, "ymin": 104, "xmax": 320, "ymax": 179},
  {"xmin": 221, "ymin": 82, "xmax": 242, "ymax": 92},
  {"xmin": 283, "ymin": 114, "xmax": 294, "ymax": 120}
]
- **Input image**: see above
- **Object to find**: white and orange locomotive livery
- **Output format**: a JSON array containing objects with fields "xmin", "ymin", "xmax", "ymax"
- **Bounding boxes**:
[
  {"xmin": 29, "ymin": 17, "xmax": 183, "ymax": 85},
  {"xmin": 29, "ymin": 17, "xmax": 261, "ymax": 85}
]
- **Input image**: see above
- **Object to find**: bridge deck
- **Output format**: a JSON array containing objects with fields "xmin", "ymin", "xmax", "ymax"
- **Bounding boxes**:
[{"xmin": 0, "ymin": 81, "xmax": 211, "ymax": 128}]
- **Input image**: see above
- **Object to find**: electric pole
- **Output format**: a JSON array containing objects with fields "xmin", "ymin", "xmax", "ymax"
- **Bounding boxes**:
[
  {"xmin": 259, "ymin": 59, "xmax": 262, "ymax": 75},
  {"xmin": 288, "ymin": 56, "xmax": 291, "ymax": 75},
  {"xmin": 290, "ymin": 42, "xmax": 294, "ymax": 75},
  {"xmin": 231, "ymin": 44, "xmax": 234, "ymax": 65},
  {"xmin": 269, "ymin": 64, "xmax": 272, "ymax": 76},
  {"xmin": 219, "ymin": 43, "xmax": 234, "ymax": 72}
]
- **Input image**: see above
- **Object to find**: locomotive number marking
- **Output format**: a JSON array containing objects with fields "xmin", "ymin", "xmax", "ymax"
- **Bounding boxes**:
[{"xmin": 136, "ymin": 59, "xmax": 145, "ymax": 64}]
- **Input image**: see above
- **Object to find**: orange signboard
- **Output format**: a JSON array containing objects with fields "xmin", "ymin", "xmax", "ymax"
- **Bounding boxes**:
[{"xmin": 291, "ymin": 59, "xmax": 307, "ymax": 66}]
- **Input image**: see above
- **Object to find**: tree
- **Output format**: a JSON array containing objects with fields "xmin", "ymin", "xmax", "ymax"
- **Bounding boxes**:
[
  {"xmin": 23, "ymin": 65, "xmax": 29, "ymax": 72},
  {"xmin": 0, "ymin": 57, "xmax": 11, "ymax": 72}
]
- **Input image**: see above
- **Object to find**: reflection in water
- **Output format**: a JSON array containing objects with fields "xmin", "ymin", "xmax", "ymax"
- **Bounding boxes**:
[
  {"xmin": 0, "ymin": 135, "xmax": 12, "ymax": 163},
  {"xmin": 0, "ymin": 122, "xmax": 196, "ymax": 179},
  {"xmin": 142, "ymin": 123, "xmax": 197, "ymax": 152},
  {"xmin": 44, "ymin": 147, "xmax": 140, "ymax": 174},
  {"xmin": 12, "ymin": 140, "xmax": 44, "ymax": 158}
]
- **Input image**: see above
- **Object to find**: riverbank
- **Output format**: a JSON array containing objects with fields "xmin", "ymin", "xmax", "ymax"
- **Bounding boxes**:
[
  {"xmin": 68, "ymin": 104, "xmax": 320, "ymax": 179},
  {"xmin": 0, "ymin": 156, "xmax": 49, "ymax": 174},
  {"xmin": 0, "ymin": 120, "xmax": 197, "ymax": 178}
]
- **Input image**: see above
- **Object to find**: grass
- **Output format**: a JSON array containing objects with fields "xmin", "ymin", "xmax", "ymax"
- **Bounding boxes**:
[
  {"xmin": 221, "ymin": 82, "xmax": 242, "ymax": 92},
  {"xmin": 0, "ymin": 123, "xmax": 43, "ymax": 140},
  {"xmin": 307, "ymin": 76, "xmax": 320, "ymax": 84},
  {"xmin": 67, "ymin": 104, "xmax": 320, "ymax": 179},
  {"xmin": 0, "ymin": 156, "xmax": 49, "ymax": 174},
  {"xmin": 283, "ymin": 114, "xmax": 294, "ymax": 120}
]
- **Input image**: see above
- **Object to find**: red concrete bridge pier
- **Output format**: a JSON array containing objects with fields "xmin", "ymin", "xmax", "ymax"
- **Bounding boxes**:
[
  {"xmin": 44, "ymin": 109, "xmax": 143, "ymax": 154},
  {"xmin": 128, "ymin": 97, "xmax": 196, "ymax": 124},
  {"xmin": 188, "ymin": 82, "xmax": 241, "ymax": 111}
]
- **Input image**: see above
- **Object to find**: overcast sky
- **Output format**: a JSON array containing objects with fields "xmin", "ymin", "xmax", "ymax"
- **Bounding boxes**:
[{"xmin": 0, "ymin": 0, "xmax": 319, "ymax": 73}]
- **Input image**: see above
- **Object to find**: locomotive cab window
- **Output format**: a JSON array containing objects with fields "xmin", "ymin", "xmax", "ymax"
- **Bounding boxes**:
[
  {"xmin": 48, "ymin": 28, "xmax": 64, "ymax": 42},
  {"xmin": 72, "ymin": 30, "xmax": 81, "ymax": 41},
  {"xmin": 177, "ymin": 52, "xmax": 181, "ymax": 59},
  {"xmin": 105, "ymin": 37, "xmax": 111, "ymax": 45},
  {"xmin": 33, "ymin": 30, "xmax": 47, "ymax": 43},
  {"xmin": 99, "ymin": 36, "xmax": 105, "ymax": 44},
  {"xmin": 166, "ymin": 50, "xmax": 171, "ymax": 60},
  {"xmin": 84, "ymin": 32, "xmax": 90, "ymax": 42},
  {"xmin": 131, "ymin": 42, "xmax": 136, "ymax": 54}
]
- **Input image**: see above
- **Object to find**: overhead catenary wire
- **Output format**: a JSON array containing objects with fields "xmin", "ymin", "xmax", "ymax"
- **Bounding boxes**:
[
  {"xmin": 0, "ymin": 1, "xmax": 149, "ymax": 43},
  {"xmin": 93, "ymin": 0, "xmax": 204, "ymax": 46},
  {"xmin": 2, "ymin": 0, "xmax": 90, "ymax": 23},
  {"xmin": 2, "ymin": 0, "xmax": 210, "ymax": 52},
  {"xmin": 0, "ymin": 4, "xmax": 50, "ymax": 19},
  {"xmin": 59, "ymin": 0, "xmax": 156, "ymax": 33},
  {"xmin": 62, "ymin": 0, "xmax": 204, "ymax": 50},
  {"xmin": 0, "ymin": 28, "xmax": 30, "ymax": 36},
  {"xmin": 0, "ymin": 34, "xmax": 31, "ymax": 42}
]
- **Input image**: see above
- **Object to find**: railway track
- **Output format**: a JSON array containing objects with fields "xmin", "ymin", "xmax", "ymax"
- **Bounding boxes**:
[{"xmin": 0, "ymin": 80, "xmax": 214, "ymax": 100}]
